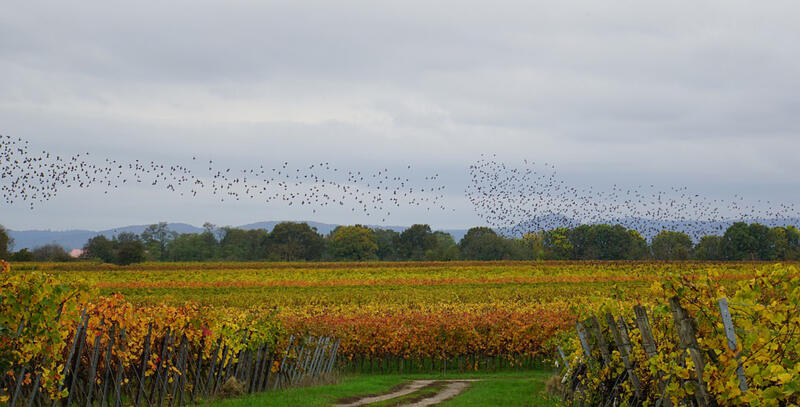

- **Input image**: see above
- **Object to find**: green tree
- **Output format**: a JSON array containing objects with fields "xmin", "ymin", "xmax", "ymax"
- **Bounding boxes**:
[
  {"xmin": 626, "ymin": 229, "xmax": 649, "ymax": 260},
  {"xmin": 9, "ymin": 249, "xmax": 33, "ymax": 261},
  {"xmin": 82, "ymin": 235, "xmax": 116, "ymax": 263},
  {"xmin": 651, "ymin": 230, "xmax": 693, "ymax": 260},
  {"xmin": 268, "ymin": 222, "xmax": 325, "ymax": 261},
  {"xmin": 114, "ymin": 232, "xmax": 146, "ymax": 265},
  {"xmin": 166, "ymin": 233, "xmax": 216, "ymax": 261},
  {"xmin": 374, "ymin": 229, "xmax": 400, "ymax": 260},
  {"xmin": 397, "ymin": 224, "xmax": 437, "ymax": 260},
  {"xmin": 168, "ymin": 230, "xmax": 219, "ymax": 261},
  {"xmin": 0, "ymin": 224, "xmax": 12, "ymax": 260},
  {"xmin": 31, "ymin": 244, "xmax": 72, "ymax": 261},
  {"xmin": 542, "ymin": 227, "xmax": 574, "ymax": 259},
  {"xmin": 141, "ymin": 222, "xmax": 178, "ymax": 261},
  {"xmin": 721, "ymin": 222, "xmax": 772, "ymax": 260},
  {"xmin": 694, "ymin": 235, "xmax": 724, "ymax": 260},
  {"xmin": 327, "ymin": 225, "xmax": 378, "ymax": 261},
  {"xmin": 569, "ymin": 224, "xmax": 634, "ymax": 260},
  {"xmin": 220, "ymin": 228, "xmax": 269, "ymax": 260},
  {"xmin": 768, "ymin": 226, "xmax": 800, "ymax": 261},
  {"xmin": 517, "ymin": 232, "xmax": 546, "ymax": 260},
  {"xmin": 425, "ymin": 231, "xmax": 460, "ymax": 260},
  {"xmin": 459, "ymin": 227, "xmax": 511, "ymax": 260},
  {"xmin": 563, "ymin": 224, "xmax": 648, "ymax": 260}
]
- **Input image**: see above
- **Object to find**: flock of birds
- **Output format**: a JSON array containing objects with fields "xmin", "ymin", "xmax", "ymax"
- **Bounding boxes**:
[
  {"xmin": 0, "ymin": 135, "xmax": 449, "ymax": 222},
  {"xmin": 466, "ymin": 155, "xmax": 799, "ymax": 240},
  {"xmin": 3, "ymin": 134, "xmax": 798, "ymax": 240}
]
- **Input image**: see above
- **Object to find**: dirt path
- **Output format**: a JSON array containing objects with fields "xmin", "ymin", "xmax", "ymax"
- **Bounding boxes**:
[
  {"xmin": 333, "ymin": 380, "xmax": 436, "ymax": 407},
  {"xmin": 333, "ymin": 379, "xmax": 479, "ymax": 407},
  {"xmin": 399, "ymin": 381, "xmax": 471, "ymax": 407}
]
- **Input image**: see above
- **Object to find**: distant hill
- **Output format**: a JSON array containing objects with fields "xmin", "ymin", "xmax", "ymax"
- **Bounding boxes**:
[
  {"xmin": 8, "ymin": 223, "xmax": 204, "ymax": 251},
  {"xmin": 7, "ymin": 221, "xmax": 468, "ymax": 250}
]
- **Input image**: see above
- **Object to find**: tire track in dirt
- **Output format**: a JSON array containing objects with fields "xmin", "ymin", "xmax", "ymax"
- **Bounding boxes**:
[
  {"xmin": 333, "ymin": 379, "xmax": 479, "ymax": 407},
  {"xmin": 399, "ymin": 381, "xmax": 472, "ymax": 407}
]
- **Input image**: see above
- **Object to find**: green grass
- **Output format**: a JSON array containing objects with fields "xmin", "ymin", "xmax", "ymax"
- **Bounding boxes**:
[
  {"xmin": 202, "ymin": 375, "xmax": 406, "ymax": 407},
  {"xmin": 203, "ymin": 369, "xmax": 557, "ymax": 407},
  {"xmin": 439, "ymin": 371, "xmax": 558, "ymax": 407},
  {"xmin": 364, "ymin": 381, "xmax": 448, "ymax": 407}
]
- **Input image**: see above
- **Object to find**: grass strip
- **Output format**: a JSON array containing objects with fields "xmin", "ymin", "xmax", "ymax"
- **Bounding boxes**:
[
  {"xmin": 363, "ymin": 381, "xmax": 450, "ymax": 407},
  {"xmin": 204, "ymin": 370, "xmax": 554, "ymax": 407},
  {"xmin": 438, "ymin": 373, "xmax": 558, "ymax": 407}
]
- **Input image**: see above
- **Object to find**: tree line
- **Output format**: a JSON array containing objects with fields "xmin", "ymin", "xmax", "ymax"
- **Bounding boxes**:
[{"xmin": 1, "ymin": 221, "xmax": 798, "ymax": 265}]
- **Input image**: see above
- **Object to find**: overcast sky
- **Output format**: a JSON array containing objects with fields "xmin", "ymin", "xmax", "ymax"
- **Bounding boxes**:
[{"xmin": 2, "ymin": 1, "xmax": 799, "ymax": 231}]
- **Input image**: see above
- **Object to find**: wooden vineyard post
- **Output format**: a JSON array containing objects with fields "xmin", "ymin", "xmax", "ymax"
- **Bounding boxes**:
[
  {"xmin": 204, "ymin": 341, "xmax": 220, "ymax": 396},
  {"xmin": 309, "ymin": 337, "xmax": 325, "ymax": 378},
  {"xmin": 151, "ymin": 327, "xmax": 172, "ymax": 407},
  {"xmin": 27, "ymin": 369, "xmax": 43, "ymax": 407},
  {"xmin": 587, "ymin": 316, "xmax": 611, "ymax": 365},
  {"xmin": 262, "ymin": 342, "xmax": 273, "ymax": 390},
  {"xmin": 633, "ymin": 305, "xmax": 672, "ymax": 407},
  {"xmin": 212, "ymin": 345, "xmax": 229, "ymax": 395},
  {"xmin": 718, "ymin": 297, "xmax": 748, "ymax": 392},
  {"xmin": 573, "ymin": 319, "xmax": 595, "ymax": 405},
  {"xmin": 274, "ymin": 335, "xmax": 294, "ymax": 390},
  {"xmin": 169, "ymin": 334, "xmax": 187, "ymax": 407},
  {"xmin": 233, "ymin": 329, "xmax": 249, "ymax": 380},
  {"xmin": 10, "ymin": 365, "xmax": 27, "ymax": 407},
  {"xmin": 179, "ymin": 335, "xmax": 191, "ymax": 406},
  {"xmin": 557, "ymin": 345, "xmax": 570, "ymax": 370},
  {"xmin": 316, "ymin": 338, "xmax": 329, "ymax": 377},
  {"xmin": 53, "ymin": 310, "xmax": 86, "ymax": 407},
  {"xmin": 99, "ymin": 323, "xmax": 117, "ymax": 407},
  {"xmin": 669, "ymin": 296, "xmax": 711, "ymax": 407},
  {"xmin": 326, "ymin": 340, "xmax": 340, "ymax": 374},
  {"xmin": 161, "ymin": 331, "xmax": 176, "ymax": 406},
  {"xmin": 85, "ymin": 321, "xmax": 104, "ymax": 407},
  {"xmin": 65, "ymin": 316, "xmax": 89, "ymax": 407},
  {"xmin": 114, "ymin": 329, "xmax": 127, "ymax": 407},
  {"xmin": 575, "ymin": 319, "xmax": 593, "ymax": 363},
  {"xmin": 605, "ymin": 313, "xmax": 642, "ymax": 399},
  {"xmin": 135, "ymin": 322, "xmax": 152, "ymax": 407},
  {"xmin": 289, "ymin": 340, "xmax": 307, "ymax": 385},
  {"xmin": 307, "ymin": 337, "xmax": 319, "ymax": 378},
  {"xmin": 249, "ymin": 345, "xmax": 263, "ymax": 394},
  {"xmin": 301, "ymin": 337, "xmax": 315, "ymax": 381},
  {"xmin": 633, "ymin": 306, "xmax": 657, "ymax": 357}
]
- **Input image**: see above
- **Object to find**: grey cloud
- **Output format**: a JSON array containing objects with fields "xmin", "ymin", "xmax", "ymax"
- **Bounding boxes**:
[{"xmin": 2, "ymin": 1, "xmax": 800, "ymax": 229}]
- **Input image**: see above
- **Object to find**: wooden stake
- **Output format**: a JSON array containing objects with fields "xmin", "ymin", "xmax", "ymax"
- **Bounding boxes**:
[
  {"xmin": 99, "ymin": 324, "xmax": 117, "ymax": 407},
  {"xmin": 669, "ymin": 296, "xmax": 711, "ymax": 407},
  {"xmin": 587, "ymin": 316, "xmax": 611, "ymax": 364},
  {"xmin": 633, "ymin": 306, "xmax": 672, "ymax": 407},
  {"xmin": 114, "ymin": 329, "xmax": 127, "ymax": 407},
  {"xmin": 717, "ymin": 297, "xmax": 748, "ymax": 392},
  {"xmin": 606, "ymin": 313, "xmax": 642, "ymax": 399},
  {"xmin": 575, "ymin": 320, "xmax": 593, "ymax": 362},
  {"xmin": 135, "ymin": 323, "xmax": 153, "ymax": 407}
]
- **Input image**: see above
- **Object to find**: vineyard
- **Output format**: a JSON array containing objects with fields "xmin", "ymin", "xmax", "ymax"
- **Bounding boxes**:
[
  {"xmin": 557, "ymin": 265, "xmax": 800, "ymax": 405},
  {"xmin": 2, "ymin": 260, "xmax": 798, "ymax": 405}
]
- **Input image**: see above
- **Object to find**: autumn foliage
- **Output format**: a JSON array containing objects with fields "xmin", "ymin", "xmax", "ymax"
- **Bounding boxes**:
[{"xmin": 559, "ymin": 265, "xmax": 800, "ymax": 405}]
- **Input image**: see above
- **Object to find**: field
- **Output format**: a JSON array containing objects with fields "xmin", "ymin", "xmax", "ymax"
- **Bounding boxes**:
[
  {"xmin": 10, "ymin": 261, "xmax": 769, "ymax": 364},
  {"xmin": 3, "ymin": 260, "xmax": 797, "ymax": 405}
]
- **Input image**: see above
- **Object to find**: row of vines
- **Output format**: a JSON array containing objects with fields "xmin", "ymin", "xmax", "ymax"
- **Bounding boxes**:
[
  {"xmin": 558, "ymin": 265, "xmax": 800, "ymax": 406},
  {"xmin": 0, "ymin": 262, "xmax": 341, "ymax": 405}
]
